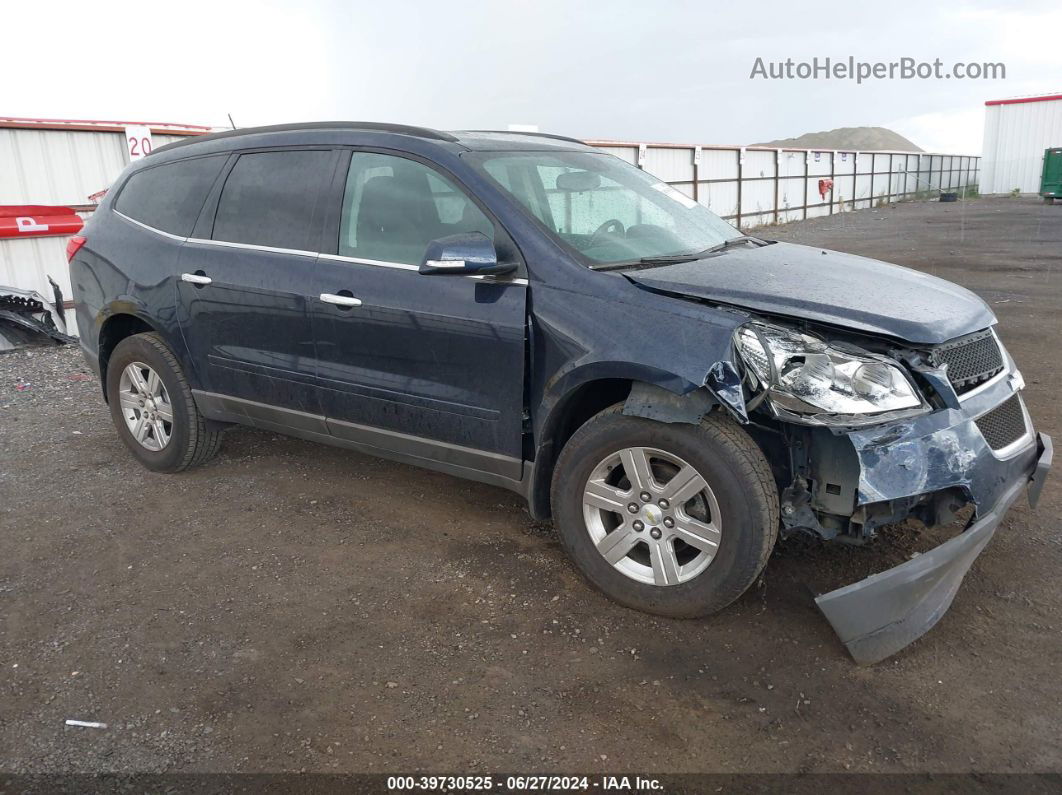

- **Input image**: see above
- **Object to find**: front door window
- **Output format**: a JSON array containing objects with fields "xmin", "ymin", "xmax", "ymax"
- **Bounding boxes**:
[{"xmin": 339, "ymin": 152, "xmax": 494, "ymax": 265}]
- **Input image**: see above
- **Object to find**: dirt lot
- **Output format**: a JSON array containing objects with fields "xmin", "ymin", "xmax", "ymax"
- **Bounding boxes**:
[{"xmin": 2, "ymin": 197, "xmax": 1060, "ymax": 774}]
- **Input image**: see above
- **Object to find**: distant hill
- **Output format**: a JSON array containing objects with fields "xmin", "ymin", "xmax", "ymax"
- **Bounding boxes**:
[{"xmin": 753, "ymin": 126, "xmax": 923, "ymax": 152}]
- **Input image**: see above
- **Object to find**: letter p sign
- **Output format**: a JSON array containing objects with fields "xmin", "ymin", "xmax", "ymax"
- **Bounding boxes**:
[{"xmin": 15, "ymin": 217, "xmax": 49, "ymax": 233}]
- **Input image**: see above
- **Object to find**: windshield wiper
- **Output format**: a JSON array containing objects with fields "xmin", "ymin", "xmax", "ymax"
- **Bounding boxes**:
[
  {"xmin": 590, "ymin": 236, "xmax": 769, "ymax": 272},
  {"xmin": 697, "ymin": 235, "xmax": 763, "ymax": 255},
  {"xmin": 590, "ymin": 253, "xmax": 701, "ymax": 271},
  {"xmin": 636, "ymin": 253, "xmax": 703, "ymax": 264}
]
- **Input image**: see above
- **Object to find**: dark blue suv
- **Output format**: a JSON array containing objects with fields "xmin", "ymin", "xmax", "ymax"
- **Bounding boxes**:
[{"xmin": 69, "ymin": 122, "xmax": 1051, "ymax": 663}]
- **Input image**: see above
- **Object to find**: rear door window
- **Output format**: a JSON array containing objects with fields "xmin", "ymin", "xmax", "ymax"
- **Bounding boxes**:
[
  {"xmin": 212, "ymin": 150, "xmax": 334, "ymax": 251},
  {"xmin": 114, "ymin": 155, "xmax": 226, "ymax": 236},
  {"xmin": 339, "ymin": 152, "xmax": 493, "ymax": 265}
]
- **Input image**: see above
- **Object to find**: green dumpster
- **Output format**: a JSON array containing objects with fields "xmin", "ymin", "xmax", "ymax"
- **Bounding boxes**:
[{"xmin": 1042, "ymin": 147, "xmax": 1062, "ymax": 204}]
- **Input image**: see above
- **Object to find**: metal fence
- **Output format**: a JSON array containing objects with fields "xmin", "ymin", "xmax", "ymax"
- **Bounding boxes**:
[{"xmin": 585, "ymin": 140, "xmax": 981, "ymax": 229}]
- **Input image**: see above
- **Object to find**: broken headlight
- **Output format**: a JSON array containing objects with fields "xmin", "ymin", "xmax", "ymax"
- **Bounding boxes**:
[{"xmin": 734, "ymin": 322, "xmax": 926, "ymax": 423}]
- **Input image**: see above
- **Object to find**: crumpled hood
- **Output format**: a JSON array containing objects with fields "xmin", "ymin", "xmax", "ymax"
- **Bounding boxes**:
[{"xmin": 626, "ymin": 241, "xmax": 995, "ymax": 344}]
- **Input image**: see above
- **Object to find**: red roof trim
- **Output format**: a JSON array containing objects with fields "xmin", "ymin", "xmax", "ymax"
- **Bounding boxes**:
[
  {"xmin": 0, "ymin": 115, "xmax": 211, "ymax": 129},
  {"xmin": 0, "ymin": 205, "xmax": 80, "ymax": 217},
  {"xmin": 985, "ymin": 94, "xmax": 1062, "ymax": 107},
  {"xmin": 0, "ymin": 116, "xmax": 212, "ymax": 136}
]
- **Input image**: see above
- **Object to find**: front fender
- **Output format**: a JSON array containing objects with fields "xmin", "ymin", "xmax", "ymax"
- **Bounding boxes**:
[
  {"xmin": 528, "ymin": 279, "xmax": 749, "ymax": 441},
  {"xmin": 539, "ymin": 360, "xmax": 696, "ymax": 428},
  {"xmin": 524, "ymin": 280, "xmax": 752, "ymax": 520}
]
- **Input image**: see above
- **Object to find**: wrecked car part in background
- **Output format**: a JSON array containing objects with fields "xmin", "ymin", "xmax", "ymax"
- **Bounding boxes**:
[
  {"xmin": 0, "ymin": 282, "xmax": 75, "ymax": 352},
  {"xmin": 0, "ymin": 204, "xmax": 84, "ymax": 350}
]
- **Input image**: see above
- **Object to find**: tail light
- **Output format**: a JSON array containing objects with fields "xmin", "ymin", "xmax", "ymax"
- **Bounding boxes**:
[{"xmin": 66, "ymin": 235, "xmax": 86, "ymax": 262}]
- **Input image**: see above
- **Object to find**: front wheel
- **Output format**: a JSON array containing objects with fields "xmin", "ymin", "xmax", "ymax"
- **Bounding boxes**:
[{"xmin": 551, "ymin": 406, "xmax": 779, "ymax": 618}]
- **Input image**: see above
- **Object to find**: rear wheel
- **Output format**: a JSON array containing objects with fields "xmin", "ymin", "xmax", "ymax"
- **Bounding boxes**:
[
  {"xmin": 105, "ymin": 332, "xmax": 222, "ymax": 472},
  {"xmin": 551, "ymin": 406, "xmax": 778, "ymax": 618}
]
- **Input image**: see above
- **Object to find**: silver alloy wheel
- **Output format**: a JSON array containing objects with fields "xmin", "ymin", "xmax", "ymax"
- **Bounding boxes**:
[
  {"xmin": 118, "ymin": 361, "xmax": 173, "ymax": 451},
  {"xmin": 582, "ymin": 447, "xmax": 722, "ymax": 586}
]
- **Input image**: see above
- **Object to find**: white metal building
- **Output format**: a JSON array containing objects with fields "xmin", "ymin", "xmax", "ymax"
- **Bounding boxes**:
[
  {"xmin": 0, "ymin": 117, "xmax": 210, "ymax": 298},
  {"xmin": 980, "ymin": 93, "xmax": 1062, "ymax": 195}
]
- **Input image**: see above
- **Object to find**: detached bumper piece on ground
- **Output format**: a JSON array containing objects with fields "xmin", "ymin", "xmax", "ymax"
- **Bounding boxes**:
[{"xmin": 0, "ymin": 281, "xmax": 75, "ymax": 352}]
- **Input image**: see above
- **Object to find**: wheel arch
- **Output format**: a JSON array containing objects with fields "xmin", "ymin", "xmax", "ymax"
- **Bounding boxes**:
[
  {"xmin": 96, "ymin": 309, "xmax": 187, "ymax": 402},
  {"xmin": 527, "ymin": 368, "xmax": 721, "ymax": 521}
]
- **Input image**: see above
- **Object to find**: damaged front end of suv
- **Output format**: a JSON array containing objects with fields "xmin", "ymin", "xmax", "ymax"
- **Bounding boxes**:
[{"xmin": 712, "ymin": 317, "xmax": 1051, "ymax": 663}]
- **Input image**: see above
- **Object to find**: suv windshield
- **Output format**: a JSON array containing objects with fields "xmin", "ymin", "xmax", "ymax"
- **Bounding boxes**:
[{"xmin": 468, "ymin": 150, "xmax": 739, "ymax": 267}]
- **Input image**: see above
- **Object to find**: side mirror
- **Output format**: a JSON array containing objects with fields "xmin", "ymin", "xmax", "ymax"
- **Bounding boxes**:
[{"xmin": 419, "ymin": 232, "xmax": 517, "ymax": 277}]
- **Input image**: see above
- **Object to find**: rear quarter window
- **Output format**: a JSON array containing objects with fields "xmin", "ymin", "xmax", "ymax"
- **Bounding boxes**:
[{"xmin": 114, "ymin": 155, "xmax": 226, "ymax": 236}]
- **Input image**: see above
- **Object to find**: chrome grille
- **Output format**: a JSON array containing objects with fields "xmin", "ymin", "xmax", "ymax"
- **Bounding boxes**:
[
  {"xmin": 975, "ymin": 394, "xmax": 1028, "ymax": 451},
  {"xmin": 930, "ymin": 329, "xmax": 1004, "ymax": 394}
]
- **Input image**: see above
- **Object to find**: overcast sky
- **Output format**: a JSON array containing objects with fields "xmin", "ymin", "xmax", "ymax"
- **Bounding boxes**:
[{"xmin": 4, "ymin": 0, "xmax": 1060, "ymax": 154}]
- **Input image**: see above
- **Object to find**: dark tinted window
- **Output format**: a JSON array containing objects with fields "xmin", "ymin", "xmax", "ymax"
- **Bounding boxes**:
[
  {"xmin": 114, "ymin": 155, "xmax": 225, "ymax": 236},
  {"xmin": 339, "ymin": 152, "xmax": 493, "ymax": 265},
  {"xmin": 212, "ymin": 150, "xmax": 333, "ymax": 250}
]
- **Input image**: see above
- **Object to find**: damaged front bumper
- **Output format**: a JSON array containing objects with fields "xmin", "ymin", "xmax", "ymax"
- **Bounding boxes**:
[
  {"xmin": 710, "ymin": 315, "xmax": 1050, "ymax": 663},
  {"xmin": 796, "ymin": 353, "xmax": 1053, "ymax": 663},
  {"xmin": 816, "ymin": 430, "xmax": 1050, "ymax": 664}
]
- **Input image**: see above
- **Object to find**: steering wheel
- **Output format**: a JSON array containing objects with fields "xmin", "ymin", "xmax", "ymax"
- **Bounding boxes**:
[{"xmin": 588, "ymin": 218, "xmax": 625, "ymax": 248}]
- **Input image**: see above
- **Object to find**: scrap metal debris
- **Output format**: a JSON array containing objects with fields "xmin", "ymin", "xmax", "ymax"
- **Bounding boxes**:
[{"xmin": 0, "ymin": 280, "xmax": 75, "ymax": 352}]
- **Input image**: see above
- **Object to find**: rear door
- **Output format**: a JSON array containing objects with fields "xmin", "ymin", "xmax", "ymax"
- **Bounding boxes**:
[
  {"xmin": 176, "ymin": 148, "xmax": 337, "ymax": 427},
  {"xmin": 309, "ymin": 150, "xmax": 528, "ymax": 480}
]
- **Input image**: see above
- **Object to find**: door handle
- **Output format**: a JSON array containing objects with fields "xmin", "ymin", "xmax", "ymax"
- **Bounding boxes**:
[
  {"xmin": 320, "ymin": 292, "xmax": 363, "ymax": 308},
  {"xmin": 181, "ymin": 272, "xmax": 212, "ymax": 285}
]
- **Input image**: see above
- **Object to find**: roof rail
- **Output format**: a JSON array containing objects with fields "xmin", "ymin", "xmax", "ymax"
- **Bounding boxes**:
[
  {"xmin": 460, "ymin": 130, "xmax": 588, "ymax": 146},
  {"xmin": 152, "ymin": 121, "xmax": 458, "ymax": 155}
]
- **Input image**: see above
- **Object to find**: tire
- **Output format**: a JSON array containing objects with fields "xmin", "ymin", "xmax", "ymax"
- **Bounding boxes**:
[
  {"xmin": 551, "ymin": 406, "xmax": 779, "ymax": 618},
  {"xmin": 105, "ymin": 331, "xmax": 223, "ymax": 472}
]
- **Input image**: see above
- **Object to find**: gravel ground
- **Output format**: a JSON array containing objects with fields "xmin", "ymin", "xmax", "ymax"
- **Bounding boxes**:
[{"xmin": 1, "ymin": 197, "xmax": 1059, "ymax": 774}]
